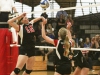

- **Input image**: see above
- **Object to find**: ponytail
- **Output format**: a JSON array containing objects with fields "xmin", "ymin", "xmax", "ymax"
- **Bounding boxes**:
[
  {"xmin": 63, "ymin": 35, "xmax": 70, "ymax": 57},
  {"xmin": 59, "ymin": 27, "xmax": 70, "ymax": 57}
]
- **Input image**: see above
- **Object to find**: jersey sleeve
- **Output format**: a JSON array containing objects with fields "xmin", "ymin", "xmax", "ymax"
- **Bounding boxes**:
[
  {"xmin": 54, "ymin": 39, "xmax": 58, "ymax": 46},
  {"xmin": 10, "ymin": 27, "xmax": 18, "ymax": 44}
]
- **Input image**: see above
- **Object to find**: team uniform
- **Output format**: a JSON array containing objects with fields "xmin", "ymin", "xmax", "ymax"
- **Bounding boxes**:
[
  {"xmin": 73, "ymin": 50, "xmax": 90, "ymax": 69},
  {"xmin": 18, "ymin": 22, "xmax": 36, "ymax": 57},
  {"xmin": 54, "ymin": 39, "xmax": 72, "ymax": 74}
]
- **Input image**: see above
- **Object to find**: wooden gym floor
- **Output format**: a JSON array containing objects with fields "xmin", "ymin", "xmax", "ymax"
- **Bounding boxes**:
[
  {"xmin": 19, "ymin": 58, "xmax": 100, "ymax": 75},
  {"xmin": 19, "ymin": 70, "xmax": 99, "ymax": 75}
]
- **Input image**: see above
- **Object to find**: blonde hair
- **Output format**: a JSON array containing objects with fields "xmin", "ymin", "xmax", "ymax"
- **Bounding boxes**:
[{"xmin": 59, "ymin": 28, "xmax": 70, "ymax": 57}]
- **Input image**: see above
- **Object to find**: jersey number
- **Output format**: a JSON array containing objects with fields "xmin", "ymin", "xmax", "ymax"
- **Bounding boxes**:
[{"xmin": 25, "ymin": 25, "xmax": 35, "ymax": 33}]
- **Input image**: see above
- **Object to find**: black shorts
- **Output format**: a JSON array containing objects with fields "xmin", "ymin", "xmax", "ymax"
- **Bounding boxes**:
[
  {"xmin": 56, "ymin": 63, "xmax": 71, "ymax": 74},
  {"xmin": 74, "ymin": 51, "xmax": 90, "ymax": 68},
  {"xmin": 19, "ymin": 46, "xmax": 35, "ymax": 57},
  {"xmin": 76, "ymin": 57, "xmax": 90, "ymax": 69},
  {"xmin": 75, "ymin": 57, "xmax": 90, "ymax": 68}
]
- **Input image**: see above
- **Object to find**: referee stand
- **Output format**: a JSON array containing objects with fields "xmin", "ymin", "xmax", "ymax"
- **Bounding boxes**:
[
  {"xmin": 6, "ymin": 27, "xmax": 19, "ymax": 75},
  {"xmin": 0, "ymin": 22, "xmax": 19, "ymax": 75},
  {"xmin": 0, "ymin": 28, "xmax": 9, "ymax": 75}
]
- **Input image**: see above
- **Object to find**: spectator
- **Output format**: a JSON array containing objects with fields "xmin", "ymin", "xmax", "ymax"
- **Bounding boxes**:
[
  {"xmin": 46, "ymin": 24, "xmax": 55, "ymax": 39},
  {"xmin": 83, "ymin": 37, "xmax": 93, "ymax": 71},
  {"xmin": 55, "ymin": 14, "xmax": 65, "ymax": 39},
  {"xmin": 56, "ymin": 6, "xmax": 67, "ymax": 20}
]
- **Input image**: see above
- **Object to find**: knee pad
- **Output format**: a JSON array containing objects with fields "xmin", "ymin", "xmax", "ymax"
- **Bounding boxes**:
[
  {"xmin": 25, "ymin": 69, "xmax": 32, "ymax": 74},
  {"xmin": 14, "ymin": 68, "xmax": 20, "ymax": 74}
]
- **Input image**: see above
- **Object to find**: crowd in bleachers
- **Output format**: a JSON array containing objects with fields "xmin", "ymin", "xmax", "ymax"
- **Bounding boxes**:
[{"xmin": 73, "ymin": 34, "xmax": 100, "ymax": 60}]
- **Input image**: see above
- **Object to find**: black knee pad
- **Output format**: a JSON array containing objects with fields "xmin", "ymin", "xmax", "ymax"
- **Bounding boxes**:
[
  {"xmin": 25, "ymin": 69, "xmax": 32, "ymax": 74},
  {"xmin": 14, "ymin": 68, "xmax": 20, "ymax": 74}
]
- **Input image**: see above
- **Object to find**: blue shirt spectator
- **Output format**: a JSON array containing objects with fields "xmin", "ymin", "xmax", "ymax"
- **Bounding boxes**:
[{"xmin": 56, "ymin": 7, "xmax": 67, "ymax": 20}]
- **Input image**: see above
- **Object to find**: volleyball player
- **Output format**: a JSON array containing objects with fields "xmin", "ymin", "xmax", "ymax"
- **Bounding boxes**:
[
  {"xmin": 8, "ymin": 12, "xmax": 46, "ymax": 75},
  {"xmin": 72, "ymin": 38, "xmax": 89, "ymax": 75},
  {"xmin": 41, "ymin": 18, "xmax": 74, "ymax": 75}
]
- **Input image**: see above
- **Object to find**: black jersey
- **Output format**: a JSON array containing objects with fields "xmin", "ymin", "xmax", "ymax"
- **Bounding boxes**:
[
  {"xmin": 54, "ymin": 39, "xmax": 71, "ymax": 64},
  {"xmin": 18, "ymin": 23, "xmax": 35, "ymax": 47},
  {"xmin": 54, "ymin": 39, "xmax": 72, "ymax": 74}
]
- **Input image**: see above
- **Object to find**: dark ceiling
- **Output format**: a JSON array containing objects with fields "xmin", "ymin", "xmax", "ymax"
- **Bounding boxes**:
[
  {"xmin": 15, "ymin": 0, "xmax": 100, "ymax": 22},
  {"xmin": 16, "ymin": 0, "xmax": 77, "ymax": 17}
]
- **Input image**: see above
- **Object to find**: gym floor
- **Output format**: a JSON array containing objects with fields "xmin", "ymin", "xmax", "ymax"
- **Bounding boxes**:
[{"xmin": 19, "ymin": 70, "xmax": 99, "ymax": 75}]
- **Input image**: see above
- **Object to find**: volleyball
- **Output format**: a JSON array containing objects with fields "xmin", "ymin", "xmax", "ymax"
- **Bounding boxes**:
[{"xmin": 40, "ymin": 0, "xmax": 49, "ymax": 9}]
